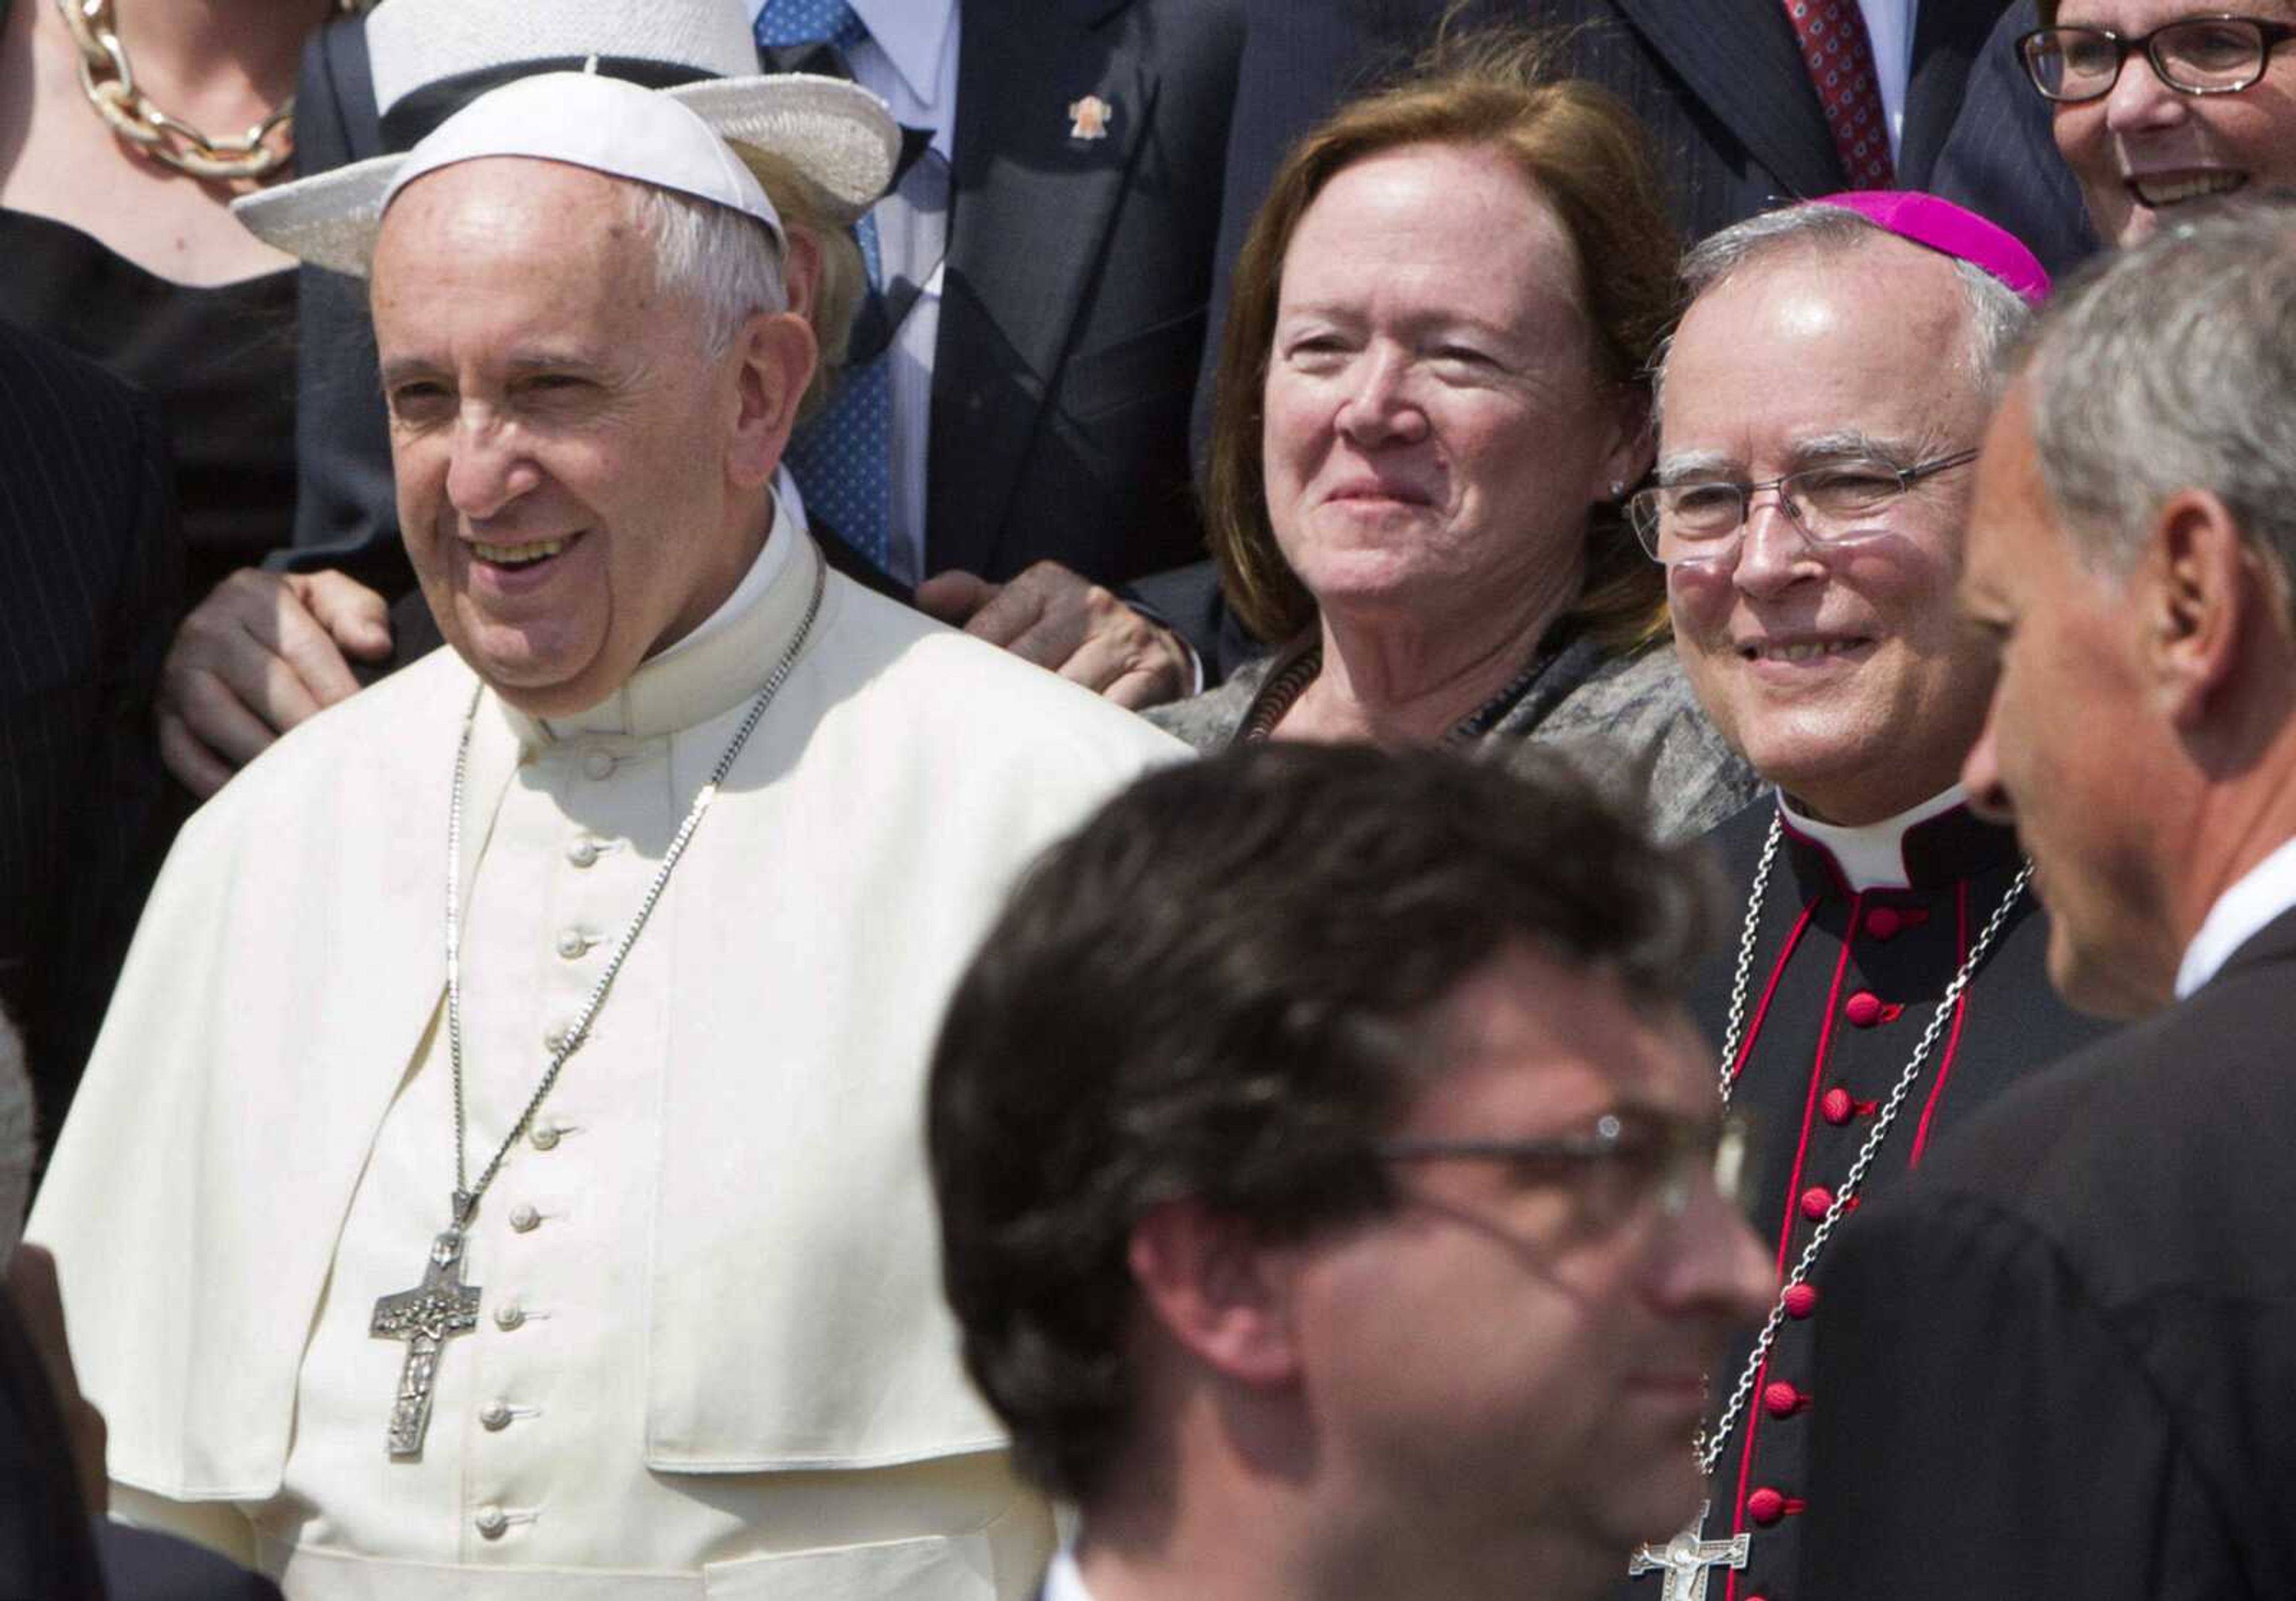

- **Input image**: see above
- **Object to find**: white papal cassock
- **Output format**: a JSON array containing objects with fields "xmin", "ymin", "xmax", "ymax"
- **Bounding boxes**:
[{"xmin": 29, "ymin": 496, "xmax": 1183, "ymax": 1598}]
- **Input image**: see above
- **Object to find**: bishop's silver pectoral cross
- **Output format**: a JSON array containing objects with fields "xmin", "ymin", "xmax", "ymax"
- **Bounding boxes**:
[
  {"xmin": 1626, "ymin": 1504, "xmax": 1750, "ymax": 1601},
  {"xmin": 371, "ymin": 1227, "xmax": 482, "ymax": 1460}
]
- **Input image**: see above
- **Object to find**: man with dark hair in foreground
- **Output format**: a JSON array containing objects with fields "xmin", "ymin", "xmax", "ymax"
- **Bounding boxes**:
[{"xmin": 929, "ymin": 744, "xmax": 1772, "ymax": 1601}]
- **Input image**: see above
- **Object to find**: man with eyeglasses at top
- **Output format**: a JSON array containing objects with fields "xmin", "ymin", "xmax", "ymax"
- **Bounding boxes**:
[
  {"xmin": 1614, "ymin": 193, "xmax": 2112, "ymax": 1601},
  {"xmin": 929, "ymin": 742, "xmax": 1775, "ymax": 1601},
  {"xmin": 2016, "ymin": 2, "xmax": 2296, "ymax": 247}
]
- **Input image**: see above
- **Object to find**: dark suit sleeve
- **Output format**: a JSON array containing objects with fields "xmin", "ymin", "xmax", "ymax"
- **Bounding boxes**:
[
  {"xmin": 278, "ymin": 15, "xmax": 411, "ymax": 598},
  {"xmin": 1802, "ymin": 1188, "xmax": 2243, "ymax": 1601},
  {"xmin": 1926, "ymin": 0, "xmax": 2102, "ymax": 280},
  {"xmin": 0, "ymin": 325, "xmax": 179, "ymax": 1153},
  {"xmin": 41, "ymin": 380, "xmax": 179, "ymax": 1141},
  {"xmin": 94, "ymin": 1524, "xmax": 282, "ymax": 1601},
  {"xmin": 0, "ymin": 1288, "xmax": 105, "ymax": 1600}
]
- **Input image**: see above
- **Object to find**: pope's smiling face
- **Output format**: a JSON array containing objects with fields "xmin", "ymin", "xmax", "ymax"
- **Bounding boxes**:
[{"xmin": 372, "ymin": 157, "xmax": 781, "ymax": 717}]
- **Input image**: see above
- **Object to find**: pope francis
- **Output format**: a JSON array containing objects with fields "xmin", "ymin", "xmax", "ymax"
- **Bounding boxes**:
[{"xmin": 28, "ymin": 61, "xmax": 1180, "ymax": 1600}]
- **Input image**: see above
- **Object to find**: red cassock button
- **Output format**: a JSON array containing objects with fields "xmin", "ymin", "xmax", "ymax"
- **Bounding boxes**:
[
  {"xmin": 1784, "ymin": 1282, "xmax": 1819, "ymax": 1318},
  {"xmin": 1821, "ymin": 1086, "xmax": 1855, "ymax": 1125},
  {"xmin": 1800, "ymin": 1186, "xmax": 1834, "ymax": 1221},
  {"xmin": 1866, "ymin": 905, "xmax": 1903, "ymax": 940},
  {"xmin": 1748, "ymin": 1487, "xmax": 1787, "ymax": 1526},
  {"xmin": 1763, "ymin": 1380, "xmax": 1802, "ymax": 1418},
  {"xmin": 1845, "ymin": 990, "xmax": 1884, "ymax": 1027}
]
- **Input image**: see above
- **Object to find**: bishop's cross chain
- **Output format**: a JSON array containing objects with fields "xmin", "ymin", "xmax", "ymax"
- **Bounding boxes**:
[
  {"xmin": 371, "ymin": 1227, "xmax": 483, "ymax": 1460},
  {"xmin": 1626, "ymin": 1504, "xmax": 1751, "ymax": 1601}
]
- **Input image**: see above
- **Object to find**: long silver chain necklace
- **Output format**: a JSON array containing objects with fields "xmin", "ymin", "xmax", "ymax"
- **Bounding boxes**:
[
  {"xmin": 1628, "ymin": 812, "xmax": 2031, "ymax": 1597},
  {"xmin": 370, "ymin": 557, "xmax": 825, "ymax": 1461}
]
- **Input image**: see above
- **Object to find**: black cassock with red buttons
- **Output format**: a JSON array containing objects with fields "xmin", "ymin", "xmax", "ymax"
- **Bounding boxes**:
[{"xmin": 1614, "ymin": 795, "xmax": 2111, "ymax": 1601}]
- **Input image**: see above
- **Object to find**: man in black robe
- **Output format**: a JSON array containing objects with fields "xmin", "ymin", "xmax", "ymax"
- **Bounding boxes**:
[
  {"xmin": 1617, "ymin": 193, "xmax": 2112, "ymax": 1601},
  {"xmin": 1802, "ymin": 194, "xmax": 2296, "ymax": 1600}
]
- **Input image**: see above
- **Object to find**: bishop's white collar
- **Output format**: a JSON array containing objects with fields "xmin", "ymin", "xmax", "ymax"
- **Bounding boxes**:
[
  {"xmin": 510, "ymin": 470, "xmax": 817, "ymax": 744},
  {"xmin": 2175, "ymin": 832, "xmax": 2296, "ymax": 998},
  {"xmin": 1776, "ymin": 784, "xmax": 1970, "ymax": 893}
]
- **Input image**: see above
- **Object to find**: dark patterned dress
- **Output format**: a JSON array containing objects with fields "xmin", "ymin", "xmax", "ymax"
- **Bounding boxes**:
[{"xmin": 1146, "ymin": 627, "xmax": 1758, "ymax": 844}]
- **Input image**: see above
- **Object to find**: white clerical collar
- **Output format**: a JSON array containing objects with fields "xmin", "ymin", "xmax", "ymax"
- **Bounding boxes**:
[
  {"xmin": 2175, "ymin": 832, "xmax": 2296, "ymax": 998},
  {"xmin": 1042, "ymin": 1546, "xmax": 1098, "ymax": 1601},
  {"xmin": 1777, "ymin": 784, "xmax": 1970, "ymax": 893},
  {"xmin": 512, "ymin": 477, "xmax": 817, "ymax": 743}
]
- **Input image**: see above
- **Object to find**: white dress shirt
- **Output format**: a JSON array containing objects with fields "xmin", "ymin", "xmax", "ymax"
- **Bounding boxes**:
[
  {"xmin": 2175, "ymin": 833, "xmax": 2296, "ymax": 998},
  {"xmin": 1857, "ymin": 0, "xmax": 1918, "ymax": 160},
  {"xmin": 753, "ymin": 0, "xmax": 960, "ymax": 586}
]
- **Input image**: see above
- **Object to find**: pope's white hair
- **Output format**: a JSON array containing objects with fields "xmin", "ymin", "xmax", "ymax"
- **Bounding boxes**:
[{"xmin": 625, "ymin": 182, "xmax": 789, "ymax": 358}]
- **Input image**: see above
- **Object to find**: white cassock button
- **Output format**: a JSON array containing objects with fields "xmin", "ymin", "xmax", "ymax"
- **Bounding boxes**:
[
  {"xmin": 567, "ymin": 839, "xmax": 600, "ymax": 868},
  {"xmin": 480, "ymin": 1400, "xmax": 512, "ymax": 1431},
  {"xmin": 542, "ymin": 1025, "xmax": 569, "ymax": 1053},
  {"xmin": 582, "ymin": 750, "xmax": 616, "ymax": 780},
  {"xmin": 475, "ymin": 1505, "xmax": 509, "ymax": 1539},
  {"xmin": 555, "ymin": 929, "xmax": 586, "ymax": 960},
  {"xmin": 509, "ymin": 1203, "xmax": 541, "ymax": 1233},
  {"xmin": 530, "ymin": 1122, "xmax": 561, "ymax": 1151},
  {"xmin": 494, "ymin": 1302, "xmax": 526, "ymax": 1331}
]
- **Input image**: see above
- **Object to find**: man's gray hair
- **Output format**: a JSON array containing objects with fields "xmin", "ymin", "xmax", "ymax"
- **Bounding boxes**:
[
  {"xmin": 1654, "ymin": 203, "xmax": 2032, "ymax": 418},
  {"xmin": 2023, "ymin": 194, "xmax": 2296, "ymax": 577},
  {"xmin": 627, "ymin": 182, "xmax": 789, "ymax": 358}
]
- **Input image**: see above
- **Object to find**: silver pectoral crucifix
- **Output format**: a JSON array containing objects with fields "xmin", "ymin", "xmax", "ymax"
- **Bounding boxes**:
[
  {"xmin": 371, "ymin": 1226, "xmax": 482, "ymax": 1460},
  {"xmin": 1626, "ymin": 1502, "xmax": 1751, "ymax": 1601}
]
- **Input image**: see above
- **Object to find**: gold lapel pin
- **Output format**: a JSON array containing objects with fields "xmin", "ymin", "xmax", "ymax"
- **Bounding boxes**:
[{"xmin": 1067, "ymin": 94, "xmax": 1113, "ymax": 142}]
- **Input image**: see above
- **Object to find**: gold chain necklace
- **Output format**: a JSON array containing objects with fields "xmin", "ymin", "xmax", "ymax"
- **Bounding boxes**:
[{"xmin": 54, "ymin": 0, "xmax": 369, "ymax": 182}]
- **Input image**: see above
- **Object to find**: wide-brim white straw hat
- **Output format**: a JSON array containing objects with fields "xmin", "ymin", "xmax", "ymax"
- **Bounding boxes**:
[{"xmin": 231, "ymin": 0, "xmax": 897, "ymax": 276}]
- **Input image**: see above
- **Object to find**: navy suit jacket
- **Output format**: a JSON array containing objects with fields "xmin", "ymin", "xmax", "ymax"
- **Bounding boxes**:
[
  {"xmin": 1929, "ymin": 0, "xmax": 2102, "ymax": 277},
  {"xmin": 0, "ymin": 319, "xmax": 178, "ymax": 1157},
  {"xmin": 280, "ymin": 0, "xmax": 1242, "ymax": 618},
  {"xmin": 1802, "ymin": 905, "xmax": 2296, "ymax": 1597}
]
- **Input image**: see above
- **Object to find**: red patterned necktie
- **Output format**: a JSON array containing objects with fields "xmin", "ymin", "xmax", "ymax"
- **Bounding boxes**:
[{"xmin": 1782, "ymin": 0, "xmax": 1895, "ymax": 188}]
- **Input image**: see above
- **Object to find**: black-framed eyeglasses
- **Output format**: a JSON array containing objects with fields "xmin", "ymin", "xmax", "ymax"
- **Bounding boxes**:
[
  {"xmin": 1627, "ymin": 449, "xmax": 1979, "ymax": 568},
  {"xmin": 2019, "ymin": 16, "xmax": 2296, "ymax": 102},
  {"xmin": 1373, "ymin": 1108, "xmax": 1751, "ymax": 1225}
]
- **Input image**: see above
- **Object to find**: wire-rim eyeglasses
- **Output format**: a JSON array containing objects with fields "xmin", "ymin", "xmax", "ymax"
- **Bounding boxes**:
[{"xmin": 1627, "ymin": 448, "xmax": 1979, "ymax": 569}]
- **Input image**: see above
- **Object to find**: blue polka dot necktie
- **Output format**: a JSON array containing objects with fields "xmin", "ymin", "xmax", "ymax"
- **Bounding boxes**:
[{"xmin": 756, "ymin": 0, "xmax": 894, "ymax": 573}]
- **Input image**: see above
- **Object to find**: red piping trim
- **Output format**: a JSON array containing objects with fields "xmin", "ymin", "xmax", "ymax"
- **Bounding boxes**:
[
  {"xmin": 1730, "ymin": 900, "xmax": 1817, "ymax": 1083},
  {"xmin": 1724, "ymin": 893, "xmax": 1861, "ymax": 1600},
  {"xmin": 1909, "ymin": 878, "xmax": 1974, "ymax": 1168}
]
